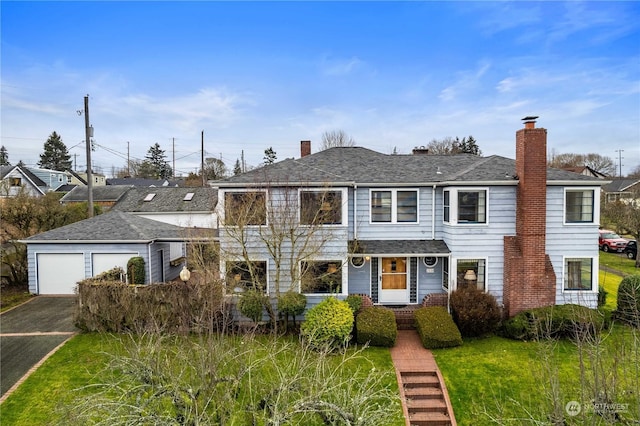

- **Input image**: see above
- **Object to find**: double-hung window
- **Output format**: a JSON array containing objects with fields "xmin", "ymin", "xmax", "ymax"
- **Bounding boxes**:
[
  {"xmin": 224, "ymin": 191, "xmax": 267, "ymax": 226},
  {"xmin": 226, "ymin": 260, "xmax": 268, "ymax": 293},
  {"xmin": 564, "ymin": 258, "xmax": 593, "ymax": 291},
  {"xmin": 300, "ymin": 260, "xmax": 343, "ymax": 294},
  {"xmin": 565, "ymin": 189, "xmax": 595, "ymax": 223},
  {"xmin": 456, "ymin": 258, "xmax": 486, "ymax": 291},
  {"xmin": 300, "ymin": 189, "xmax": 343, "ymax": 225},
  {"xmin": 370, "ymin": 189, "xmax": 418, "ymax": 223},
  {"xmin": 443, "ymin": 188, "xmax": 488, "ymax": 225}
]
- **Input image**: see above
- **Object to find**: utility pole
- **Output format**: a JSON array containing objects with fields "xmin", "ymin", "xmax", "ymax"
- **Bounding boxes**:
[
  {"xmin": 84, "ymin": 95, "xmax": 94, "ymax": 217},
  {"xmin": 127, "ymin": 141, "xmax": 130, "ymax": 176},
  {"xmin": 241, "ymin": 150, "xmax": 245, "ymax": 173},
  {"xmin": 172, "ymin": 137, "xmax": 176, "ymax": 178},
  {"xmin": 615, "ymin": 149, "xmax": 624, "ymax": 177},
  {"xmin": 201, "ymin": 131, "xmax": 205, "ymax": 186}
]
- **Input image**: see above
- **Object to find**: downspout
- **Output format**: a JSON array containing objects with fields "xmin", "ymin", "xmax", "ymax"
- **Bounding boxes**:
[
  {"xmin": 431, "ymin": 184, "xmax": 436, "ymax": 240},
  {"xmin": 147, "ymin": 244, "xmax": 152, "ymax": 284},
  {"xmin": 353, "ymin": 184, "xmax": 358, "ymax": 240}
]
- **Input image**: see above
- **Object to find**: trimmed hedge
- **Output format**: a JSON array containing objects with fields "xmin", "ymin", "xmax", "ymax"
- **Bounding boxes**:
[
  {"xmin": 238, "ymin": 289, "xmax": 268, "ymax": 323},
  {"xmin": 500, "ymin": 304, "xmax": 607, "ymax": 341},
  {"xmin": 127, "ymin": 256, "xmax": 145, "ymax": 284},
  {"xmin": 450, "ymin": 285, "xmax": 502, "ymax": 337},
  {"xmin": 414, "ymin": 306, "xmax": 462, "ymax": 349},
  {"xmin": 301, "ymin": 297, "xmax": 354, "ymax": 350},
  {"xmin": 356, "ymin": 307, "xmax": 397, "ymax": 347},
  {"xmin": 615, "ymin": 274, "xmax": 640, "ymax": 327},
  {"xmin": 75, "ymin": 279, "xmax": 227, "ymax": 333}
]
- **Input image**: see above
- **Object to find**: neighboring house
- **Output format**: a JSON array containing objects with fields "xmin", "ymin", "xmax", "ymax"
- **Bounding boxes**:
[
  {"xmin": 25, "ymin": 167, "xmax": 70, "ymax": 191},
  {"xmin": 0, "ymin": 165, "xmax": 48, "ymax": 197},
  {"xmin": 69, "ymin": 170, "xmax": 107, "ymax": 186},
  {"xmin": 602, "ymin": 178, "xmax": 640, "ymax": 204},
  {"xmin": 23, "ymin": 211, "xmax": 191, "ymax": 295},
  {"xmin": 561, "ymin": 166, "xmax": 608, "ymax": 179},
  {"xmin": 110, "ymin": 186, "xmax": 218, "ymax": 228},
  {"xmin": 60, "ymin": 185, "xmax": 133, "ymax": 212},
  {"xmin": 216, "ymin": 120, "xmax": 606, "ymax": 317},
  {"xmin": 107, "ymin": 177, "xmax": 183, "ymax": 187}
]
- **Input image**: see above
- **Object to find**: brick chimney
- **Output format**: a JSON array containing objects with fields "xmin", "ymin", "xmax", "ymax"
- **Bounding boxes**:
[
  {"xmin": 503, "ymin": 117, "xmax": 556, "ymax": 317},
  {"xmin": 301, "ymin": 140, "xmax": 311, "ymax": 158},
  {"xmin": 412, "ymin": 146, "xmax": 429, "ymax": 155}
]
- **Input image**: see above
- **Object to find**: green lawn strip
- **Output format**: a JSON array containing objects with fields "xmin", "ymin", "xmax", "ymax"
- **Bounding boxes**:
[
  {"xmin": 0, "ymin": 333, "xmax": 404, "ymax": 426},
  {"xmin": 599, "ymin": 270, "xmax": 621, "ymax": 312},
  {"xmin": 600, "ymin": 251, "xmax": 639, "ymax": 277}
]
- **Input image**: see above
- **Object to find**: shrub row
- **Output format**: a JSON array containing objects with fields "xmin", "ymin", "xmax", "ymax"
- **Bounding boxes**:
[
  {"xmin": 500, "ymin": 304, "xmax": 607, "ymax": 341},
  {"xmin": 414, "ymin": 306, "xmax": 462, "ymax": 349},
  {"xmin": 301, "ymin": 297, "xmax": 354, "ymax": 350},
  {"xmin": 356, "ymin": 307, "xmax": 397, "ymax": 347},
  {"xmin": 75, "ymin": 279, "xmax": 227, "ymax": 333},
  {"xmin": 615, "ymin": 274, "xmax": 640, "ymax": 327}
]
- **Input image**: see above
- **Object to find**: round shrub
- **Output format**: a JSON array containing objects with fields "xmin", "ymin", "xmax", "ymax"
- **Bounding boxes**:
[
  {"xmin": 616, "ymin": 274, "xmax": 640, "ymax": 327},
  {"xmin": 356, "ymin": 307, "xmax": 397, "ymax": 347},
  {"xmin": 238, "ymin": 289, "xmax": 267, "ymax": 323},
  {"xmin": 450, "ymin": 285, "xmax": 502, "ymax": 337},
  {"xmin": 277, "ymin": 291, "xmax": 307, "ymax": 318},
  {"xmin": 127, "ymin": 256, "xmax": 145, "ymax": 284},
  {"xmin": 345, "ymin": 294, "xmax": 363, "ymax": 314},
  {"xmin": 300, "ymin": 297, "xmax": 354, "ymax": 350}
]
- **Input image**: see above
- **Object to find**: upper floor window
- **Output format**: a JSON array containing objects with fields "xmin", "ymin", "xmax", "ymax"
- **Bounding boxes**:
[
  {"xmin": 370, "ymin": 189, "xmax": 418, "ymax": 223},
  {"xmin": 226, "ymin": 260, "xmax": 268, "ymax": 293},
  {"xmin": 224, "ymin": 191, "xmax": 267, "ymax": 226},
  {"xmin": 300, "ymin": 190, "xmax": 343, "ymax": 225},
  {"xmin": 300, "ymin": 260, "xmax": 342, "ymax": 294},
  {"xmin": 9, "ymin": 177, "xmax": 21, "ymax": 187},
  {"xmin": 565, "ymin": 189, "xmax": 594, "ymax": 223},
  {"xmin": 443, "ymin": 188, "xmax": 488, "ymax": 224},
  {"xmin": 564, "ymin": 258, "xmax": 593, "ymax": 291}
]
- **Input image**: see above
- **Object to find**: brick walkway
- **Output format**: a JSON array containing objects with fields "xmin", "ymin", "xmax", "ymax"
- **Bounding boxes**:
[{"xmin": 390, "ymin": 330, "xmax": 457, "ymax": 426}]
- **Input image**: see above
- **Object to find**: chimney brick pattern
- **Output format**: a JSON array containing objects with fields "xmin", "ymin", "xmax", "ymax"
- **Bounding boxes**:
[{"xmin": 300, "ymin": 140, "xmax": 311, "ymax": 158}]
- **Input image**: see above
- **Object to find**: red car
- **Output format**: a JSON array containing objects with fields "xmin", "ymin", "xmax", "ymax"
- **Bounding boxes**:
[{"xmin": 598, "ymin": 230, "xmax": 628, "ymax": 253}]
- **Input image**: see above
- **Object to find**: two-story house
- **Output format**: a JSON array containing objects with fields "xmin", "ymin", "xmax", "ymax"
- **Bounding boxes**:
[{"xmin": 216, "ymin": 119, "xmax": 605, "ymax": 317}]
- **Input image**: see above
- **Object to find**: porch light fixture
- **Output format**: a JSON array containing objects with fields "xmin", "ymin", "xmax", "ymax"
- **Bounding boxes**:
[
  {"xmin": 180, "ymin": 266, "xmax": 191, "ymax": 283},
  {"xmin": 464, "ymin": 269, "xmax": 477, "ymax": 282},
  {"xmin": 365, "ymin": 255, "xmax": 371, "ymax": 261}
]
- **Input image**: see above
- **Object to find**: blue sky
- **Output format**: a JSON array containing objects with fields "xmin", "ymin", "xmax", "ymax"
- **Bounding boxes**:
[{"xmin": 2, "ymin": 1, "xmax": 639, "ymax": 177}]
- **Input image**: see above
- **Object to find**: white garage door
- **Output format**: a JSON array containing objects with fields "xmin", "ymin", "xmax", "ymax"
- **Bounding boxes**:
[
  {"xmin": 92, "ymin": 253, "xmax": 138, "ymax": 278},
  {"xmin": 37, "ymin": 253, "xmax": 85, "ymax": 295}
]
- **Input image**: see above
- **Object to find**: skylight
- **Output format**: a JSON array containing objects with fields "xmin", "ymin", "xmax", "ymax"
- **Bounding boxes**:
[
  {"xmin": 144, "ymin": 193, "xmax": 156, "ymax": 202},
  {"xmin": 183, "ymin": 192, "xmax": 195, "ymax": 201}
]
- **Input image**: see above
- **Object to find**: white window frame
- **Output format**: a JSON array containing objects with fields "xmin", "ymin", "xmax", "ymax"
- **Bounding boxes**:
[
  {"xmin": 221, "ymin": 188, "xmax": 268, "ymax": 227},
  {"xmin": 223, "ymin": 259, "xmax": 269, "ymax": 294},
  {"xmin": 369, "ymin": 188, "xmax": 419, "ymax": 224},
  {"xmin": 563, "ymin": 187, "xmax": 599, "ymax": 225},
  {"xmin": 299, "ymin": 259, "xmax": 347, "ymax": 296},
  {"xmin": 562, "ymin": 256, "xmax": 597, "ymax": 292},
  {"xmin": 443, "ymin": 187, "xmax": 489, "ymax": 225},
  {"xmin": 453, "ymin": 257, "xmax": 488, "ymax": 292},
  {"xmin": 298, "ymin": 188, "xmax": 348, "ymax": 227}
]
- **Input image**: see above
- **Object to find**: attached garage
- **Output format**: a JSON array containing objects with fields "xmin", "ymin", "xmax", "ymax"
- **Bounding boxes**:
[
  {"xmin": 91, "ymin": 252, "xmax": 138, "ymax": 277},
  {"xmin": 36, "ymin": 253, "xmax": 85, "ymax": 295}
]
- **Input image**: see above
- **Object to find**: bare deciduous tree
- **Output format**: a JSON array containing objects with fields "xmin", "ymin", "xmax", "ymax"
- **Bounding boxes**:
[
  {"xmin": 320, "ymin": 130, "xmax": 355, "ymax": 150},
  {"xmin": 548, "ymin": 151, "xmax": 615, "ymax": 176}
]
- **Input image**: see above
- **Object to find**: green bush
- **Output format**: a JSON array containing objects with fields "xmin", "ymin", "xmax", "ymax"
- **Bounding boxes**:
[
  {"xmin": 598, "ymin": 285, "xmax": 607, "ymax": 307},
  {"xmin": 301, "ymin": 297, "xmax": 354, "ymax": 350},
  {"xmin": 414, "ymin": 307, "xmax": 462, "ymax": 349},
  {"xmin": 500, "ymin": 304, "xmax": 607, "ymax": 341},
  {"xmin": 450, "ymin": 285, "xmax": 502, "ymax": 337},
  {"xmin": 127, "ymin": 256, "xmax": 145, "ymax": 284},
  {"xmin": 94, "ymin": 266, "xmax": 125, "ymax": 282},
  {"xmin": 238, "ymin": 290, "xmax": 268, "ymax": 323},
  {"xmin": 345, "ymin": 294, "xmax": 363, "ymax": 314},
  {"xmin": 356, "ymin": 307, "xmax": 397, "ymax": 347},
  {"xmin": 278, "ymin": 291, "xmax": 307, "ymax": 331},
  {"xmin": 615, "ymin": 274, "xmax": 640, "ymax": 327}
]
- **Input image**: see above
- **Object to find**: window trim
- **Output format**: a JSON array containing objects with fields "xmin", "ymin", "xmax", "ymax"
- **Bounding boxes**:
[
  {"xmin": 369, "ymin": 188, "xmax": 419, "ymax": 224},
  {"xmin": 221, "ymin": 188, "xmax": 268, "ymax": 227},
  {"xmin": 563, "ymin": 187, "xmax": 598, "ymax": 225},
  {"xmin": 299, "ymin": 259, "xmax": 346, "ymax": 295},
  {"xmin": 453, "ymin": 257, "xmax": 488, "ymax": 292},
  {"xmin": 443, "ymin": 187, "xmax": 489, "ymax": 226},
  {"xmin": 562, "ymin": 256, "xmax": 596, "ymax": 292},
  {"xmin": 298, "ymin": 188, "xmax": 348, "ymax": 227}
]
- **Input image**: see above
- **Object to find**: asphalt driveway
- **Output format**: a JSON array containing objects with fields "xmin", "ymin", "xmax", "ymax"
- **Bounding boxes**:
[{"xmin": 0, "ymin": 296, "xmax": 78, "ymax": 398}]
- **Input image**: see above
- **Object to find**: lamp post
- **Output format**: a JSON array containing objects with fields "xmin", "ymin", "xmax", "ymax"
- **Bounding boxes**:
[{"xmin": 180, "ymin": 266, "xmax": 191, "ymax": 283}]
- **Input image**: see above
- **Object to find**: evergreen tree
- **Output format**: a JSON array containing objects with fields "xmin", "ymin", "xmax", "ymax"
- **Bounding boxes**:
[
  {"xmin": 138, "ymin": 143, "xmax": 172, "ymax": 179},
  {"xmin": 0, "ymin": 145, "xmax": 10, "ymax": 166},
  {"xmin": 38, "ymin": 131, "xmax": 72, "ymax": 170},
  {"xmin": 263, "ymin": 147, "xmax": 277, "ymax": 165},
  {"xmin": 458, "ymin": 135, "xmax": 482, "ymax": 155},
  {"xmin": 234, "ymin": 159, "xmax": 242, "ymax": 175}
]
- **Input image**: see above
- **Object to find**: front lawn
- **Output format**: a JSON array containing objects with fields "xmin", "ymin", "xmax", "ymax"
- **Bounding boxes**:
[{"xmin": 600, "ymin": 250, "xmax": 639, "ymax": 276}]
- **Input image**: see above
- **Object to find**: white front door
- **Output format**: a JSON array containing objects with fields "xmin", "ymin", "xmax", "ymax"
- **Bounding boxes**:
[{"xmin": 378, "ymin": 257, "xmax": 409, "ymax": 304}]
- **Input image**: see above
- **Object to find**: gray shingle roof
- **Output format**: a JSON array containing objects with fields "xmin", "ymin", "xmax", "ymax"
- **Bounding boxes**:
[
  {"xmin": 24, "ymin": 211, "xmax": 187, "ymax": 242},
  {"xmin": 217, "ymin": 147, "xmax": 602, "ymax": 186},
  {"xmin": 602, "ymin": 178, "xmax": 640, "ymax": 192},
  {"xmin": 60, "ymin": 185, "xmax": 133, "ymax": 203},
  {"xmin": 111, "ymin": 186, "xmax": 217, "ymax": 213},
  {"xmin": 353, "ymin": 239, "xmax": 450, "ymax": 255}
]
